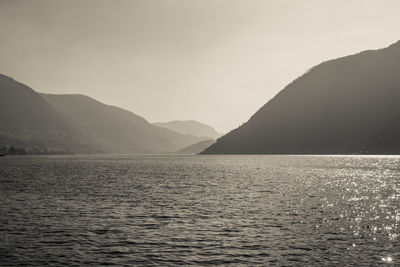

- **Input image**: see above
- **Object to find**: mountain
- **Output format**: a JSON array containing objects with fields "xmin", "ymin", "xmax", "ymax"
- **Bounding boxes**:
[
  {"xmin": 177, "ymin": 139, "xmax": 215, "ymax": 154},
  {"xmin": 41, "ymin": 94, "xmax": 208, "ymax": 154},
  {"xmin": 0, "ymin": 74, "xmax": 89, "ymax": 153},
  {"xmin": 153, "ymin": 120, "xmax": 221, "ymax": 139},
  {"xmin": 202, "ymin": 40, "xmax": 400, "ymax": 154},
  {"xmin": 0, "ymin": 73, "xmax": 207, "ymax": 154}
]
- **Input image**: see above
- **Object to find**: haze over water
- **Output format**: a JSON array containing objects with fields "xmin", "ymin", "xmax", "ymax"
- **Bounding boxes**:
[{"xmin": 1, "ymin": 155, "xmax": 399, "ymax": 266}]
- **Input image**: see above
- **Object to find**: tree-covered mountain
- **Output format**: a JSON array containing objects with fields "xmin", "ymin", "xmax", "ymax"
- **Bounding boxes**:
[
  {"xmin": 202, "ymin": 40, "xmax": 400, "ymax": 154},
  {"xmin": 153, "ymin": 120, "xmax": 221, "ymax": 139},
  {"xmin": 0, "ymin": 73, "xmax": 206, "ymax": 154},
  {"xmin": 0, "ymin": 74, "xmax": 90, "ymax": 153},
  {"xmin": 41, "ymin": 94, "xmax": 207, "ymax": 154}
]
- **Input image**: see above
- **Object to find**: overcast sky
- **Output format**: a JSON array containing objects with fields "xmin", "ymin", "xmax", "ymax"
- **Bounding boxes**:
[{"xmin": 0, "ymin": 0, "xmax": 399, "ymax": 132}]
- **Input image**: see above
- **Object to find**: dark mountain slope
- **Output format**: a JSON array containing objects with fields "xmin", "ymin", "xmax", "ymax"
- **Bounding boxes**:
[
  {"xmin": 153, "ymin": 120, "xmax": 221, "ymax": 139},
  {"xmin": 0, "ymin": 74, "xmax": 87, "ymax": 152},
  {"xmin": 42, "ymin": 94, "xmax": 208, "ymax": 154},
  {"xmin": 202, "ymin": 41, "xmax": 400, "ymax": 154}
]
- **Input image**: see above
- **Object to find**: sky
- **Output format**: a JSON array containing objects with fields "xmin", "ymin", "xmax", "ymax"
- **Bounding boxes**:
[{"xmin": 0, "ymin": 0, "xmax": 399, "ymax": 133}]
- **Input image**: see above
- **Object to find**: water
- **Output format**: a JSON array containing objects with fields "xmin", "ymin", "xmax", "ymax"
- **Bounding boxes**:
[{"xmin": 1, "ymin": 155, "xmax": 400, "ymax": 266}]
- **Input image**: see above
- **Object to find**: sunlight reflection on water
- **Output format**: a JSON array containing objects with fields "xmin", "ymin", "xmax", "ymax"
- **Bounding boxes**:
[{"xmin": 1, "ymin": 155, "xmax": 400, "ymax": 265}]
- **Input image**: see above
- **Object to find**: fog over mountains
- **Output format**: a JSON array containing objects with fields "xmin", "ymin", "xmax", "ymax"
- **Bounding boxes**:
[
  {"xmin": 3, "ymin": 40, "xmax": 400, "ymax": 155},
  {"xmin": 42, "ymin": 94, "xmax": 211, "ymax": 154},
  {"xmin": 203, "ymin": 40, "xmax": 400, "ymax": 154},
  {"xmin": 153, "ymin": 120, "xmax": 222, "ymax": 140},
  {"xmin": 177, "ymin": 139, "xmax": 216, "ymax": 154},
  {"xmin": 0, "ymin": 74, "xmax": 209, "ymax": 154},
  {"xmin": 0, "ymin": 74, "xmax": 87, "ymax": 153}
]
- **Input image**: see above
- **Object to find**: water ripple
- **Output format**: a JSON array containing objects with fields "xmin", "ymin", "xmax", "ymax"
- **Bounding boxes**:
[{"xmin": 1, "ymin": 155, "xmax": 400, "ymax": 265}]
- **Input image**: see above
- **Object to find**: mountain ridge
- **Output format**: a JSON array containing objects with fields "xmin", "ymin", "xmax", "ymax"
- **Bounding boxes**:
[
  {"xmin": 0, "ymin": 74, "xmax": 93, "ymax": 153},
  {"xmin": 0, "ymin": 73, "xmax": 207, "ymax": 154},
  {"xmin": 41, "ymin": 93, "xmax": 209, "ymax": 154},
  {"xmin": 202, "ymin": 40, "xmax": 400, "ymax": 154}
]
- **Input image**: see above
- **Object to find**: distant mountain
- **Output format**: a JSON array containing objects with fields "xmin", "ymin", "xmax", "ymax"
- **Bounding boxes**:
[
  {"xmin": 0, "ymin": 73, "xmax": 207, "ymax": 154},
  {"xmin": 153, "ymin": 120, "xmax": 221, "ymax": 139},
  {"xmin": 202, "ymin": 40, "xmax": 400, "ymax": 154},
  {"xmin": 177, "ymin": 139, "xmax": 215, "ymax": 154},
  {"xmin": 42, "ymin": 94, "xmax": 208, "ymax": 154},
  {"xmin": 0, "ymin": 74, "xmax": 90, "ymax": 153}
]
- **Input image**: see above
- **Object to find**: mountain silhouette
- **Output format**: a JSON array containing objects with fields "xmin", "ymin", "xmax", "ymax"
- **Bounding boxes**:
[
  {"xmin": 0, "ymin": 73, "xmax": 207, "ymax": 154},
  {"xmin": 177, "ymin": 139, "xmax": 215, "ymax": 154},
  {"xmin": 42, "ymin": 94, "xmax": 208, "ymax": 154},
  {"xmin": 153, "ymin": 120, "xmax": 221, "ymax": 139},
  {"xmin": 202, "ymin": 40, "xmax": 400, "ymax": 154},
  {"xmin": 0, "ymin": 74, "xmax": 91, "ymax": 153}
]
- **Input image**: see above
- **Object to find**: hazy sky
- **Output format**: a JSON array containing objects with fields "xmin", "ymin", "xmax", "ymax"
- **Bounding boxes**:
[{"xmin": 0, "ymin": 0, "xmax": 399, "ymax": 132}]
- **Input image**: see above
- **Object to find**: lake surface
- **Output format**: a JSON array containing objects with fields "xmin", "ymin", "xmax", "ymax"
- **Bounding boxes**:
[{"xmin": 1, "ymin": 155, "xmax": 400, "ymax": 266}]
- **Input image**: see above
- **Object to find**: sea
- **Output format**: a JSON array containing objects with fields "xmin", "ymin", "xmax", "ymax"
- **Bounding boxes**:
[{"xmin": 1, "ymin": 155, "xmax": 399, "ymax": 266}]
